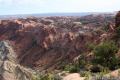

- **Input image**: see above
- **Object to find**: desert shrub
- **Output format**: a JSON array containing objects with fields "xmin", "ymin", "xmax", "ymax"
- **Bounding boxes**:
[
  {"xmin": 78, "ymin": 55, "xmax": 93, "ymax": 71},
  {"xmin": 53, "ymin": 74, "xmax": 62, "ymax": 80},
  {"xmin": 69, "ymin": 65, "xmax": 80, "ymax": 73},
  {"xmin": 32, "ymin": 73, "xmax": 60, "ymax": 80},
  {"xmin": 93, "ymin": 41, "xmax": 119, "ymax": 70},
  {"xmin": 78, "ymin": 58, "xmax": 86, "ymax": 69},
  {"xmin": 90, "ymin": 65, "xmax": 101, "ymax": 73},
  {"xmin": 63, "ymin": 53, "xmax": 92, "ymax": 73},
  {"xmin": 80, "ymin": 71, "xmax": 91, "ymax": 77},
  {"xmin": 102, "ymin": 23, "xmax": 110, "ymax": 32},
  {"xmin": 63, "ymin": 64, "xmax": 71, "ymax": 71},
  {"xmin": 100, "ymin": 67, "xmax": 110, "ymax": 75},
  {"xmin": 86, "ymin": 42, "xmax": 95, "ymax": 51},
  {"xmin": 114, "ymin": 26, "xmax": 120, "ymax": 46},
  {"xmin": 32, "ymin": 74, "xmax": 41, "ymax": 80},
  {"xmin": 63, "ymin": 64, "xmax": 79, "ymax": 73},
  {"xmin": 63, "ymin": 54, "xmax": 89, "ymax": 73},
  {"xmin": 41, "ymin": 73, "xmax": 54, "ymax": 80},
  {"xmin": 80, "ymin": 71, "xmax": 92, "ymax": 80},
  {"xmin": 116, "ymin": 26, "xmax": 120, "ymax": 38}
]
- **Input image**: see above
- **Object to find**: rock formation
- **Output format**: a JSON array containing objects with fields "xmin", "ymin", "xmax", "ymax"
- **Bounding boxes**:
[
  {"xmin": 0, "ymin": 14, "xmax": 114, "ymax": 71},
  {"xmin": 115, "ymin": 11, "xmax": 120, "ymax": 27},
  {"xmin": 0, "ymin": 19, "xmax": 97, "ymax": 70},
  {"xmin": 0, "ymin": 13, "xmax": 117, "ymax": 80},
  {"xmin": 0, "ymin": 41, "xmax": 36, "ymax": 80}
]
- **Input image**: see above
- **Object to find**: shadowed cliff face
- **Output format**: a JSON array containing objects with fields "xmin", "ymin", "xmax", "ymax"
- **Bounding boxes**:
[
  {"xmin": 0, "ymin": 15, "xmax": 114, "ymax": 70},
  {"xmin": 116, "ymin": 11, "xmax": 120, "ymax": 28}
]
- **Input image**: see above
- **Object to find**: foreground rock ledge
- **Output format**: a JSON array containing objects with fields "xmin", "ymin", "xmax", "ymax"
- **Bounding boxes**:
[{"xmin": 0, "ymin": 41, "xmax": 36, "ymax": 80}]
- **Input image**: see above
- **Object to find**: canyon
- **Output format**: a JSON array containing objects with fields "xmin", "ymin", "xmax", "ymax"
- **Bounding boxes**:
[{"xmin": 0, "ymin": 12, "xmax": 119, "ymax": 80}]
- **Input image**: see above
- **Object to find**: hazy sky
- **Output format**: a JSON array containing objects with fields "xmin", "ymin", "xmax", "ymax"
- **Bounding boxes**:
[{"xmin": 0, "ymin": 0, "xmax": 120, "ymax": 15}]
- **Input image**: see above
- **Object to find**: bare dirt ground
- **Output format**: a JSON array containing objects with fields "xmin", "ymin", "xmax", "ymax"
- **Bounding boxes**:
[{"xmin": 63, "ymin": 73, "xmax": 85, "ymax": 80}]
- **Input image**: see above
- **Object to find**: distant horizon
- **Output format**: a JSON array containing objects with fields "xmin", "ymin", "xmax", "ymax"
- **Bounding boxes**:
[
  {"xmin": 0, "ymin": 12, "xmax": 116, "ymax": 20},
  {"xmin": 0, "ymin": 11, "xmax": 116, "ymax": 16},
  {"xmin": 0, "ymin": 0, "xmax": 120, "ymax": 15}
]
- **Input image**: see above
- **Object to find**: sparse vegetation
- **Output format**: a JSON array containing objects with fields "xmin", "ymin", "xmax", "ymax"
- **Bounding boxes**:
[
  {"xmin": 86, "ymin": 42, "xmax": 95, "ymax": 51},
  {"xmin": 102, "ymin": 23, "xmax": 109, "ymax": 32},
  {"xmin": 116, "ymin": 26, "xmax": 120, "ymax": 38},
  {"xmin": 32, "ymin": 73, "xmax": 62, "ymax": 80},
  {"xmin": 61, "ymin": 40, "xmax": 120, "ymax": 79},
  {"xmin": 63, "ymin": 64, "xmax": 79, "ymax": 73},
  {"xmin": 63, "ymin": 54, "xmax": 89, "ymax": 73},
  {"xmin": 93, "ymin": 41, "xmax": 119, "ymax": 70}
]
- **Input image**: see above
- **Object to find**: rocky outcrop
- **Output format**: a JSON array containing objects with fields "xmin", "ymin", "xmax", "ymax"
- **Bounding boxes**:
[
  {"xmin": 0, "ymin": 19, "xmax": 93, "ymax": 70},
  {"xmin": 115, "ymin": 11, "xmax": 120, "ymax": 27},
  {"xmin": 0, "ymin": 41, "xmax": 36, "ymax": 80},
  {"xmin": 63, "ymin": 73, "xmax": 85, "ymax": 80},
  {"xmin": 0, "ymin": 16, "xmax": 112, "ymax": 71}
]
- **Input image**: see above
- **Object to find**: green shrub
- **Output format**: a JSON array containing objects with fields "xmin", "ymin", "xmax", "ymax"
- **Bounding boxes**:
[
  {"xmin": 80, "ymin": 71, "xmax": 92, "ymax": 80},
  {"xmin": 69, "ymin": 65, "xmax": 79, "ymax": 73},
  {"xmin": 78, "ymin": 58, "xmax": 86, "ymax": 69},
  {"xmin": 80, "ymin": 71, "xmax": 91, "ymax": 77},
  {"xmin": 93, "ymin": 41, "xmax": 119, "ymax": 70},
  {"xmin": 63, "ymin": 54, "xmax": 89, "ymax": 73},
  {"xmin": 116, "ymin": 26, "xmax": 120, "ymax": 38},
  {"xmin": 41, "ymin": 73, "xmax": 54, "ymax": 80},
  {"xmin": 113, "ymin": 26, "xmax": 120, "ymax": 46},
  {"xmin": 63, "ymin": 64, "xmax": 79, "ymax": 73},
  {"xmin": 102, "ymin": 23, "xmax": 109, "ymax": 32},
  {"xmin": 86, "ymin": 42, "xmax": 95, "ymax": 51},
  {"xmin": 53, "ymin": 74, "xmax": 62, "ymax": 80},
  {"xmin": 32, "ymin": 73, "xmax": 59, "ymax": 80}
]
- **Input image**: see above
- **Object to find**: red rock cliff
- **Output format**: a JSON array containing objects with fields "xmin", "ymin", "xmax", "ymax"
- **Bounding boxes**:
[{"xmin": 0, "ymin": 18, "xmax": 102, "ymax": 70}]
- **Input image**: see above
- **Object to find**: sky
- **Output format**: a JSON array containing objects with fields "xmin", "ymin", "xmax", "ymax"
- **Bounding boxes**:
[{"xmin": 0, "ymin": 0, "xmax": 120, "ymax": 15}]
